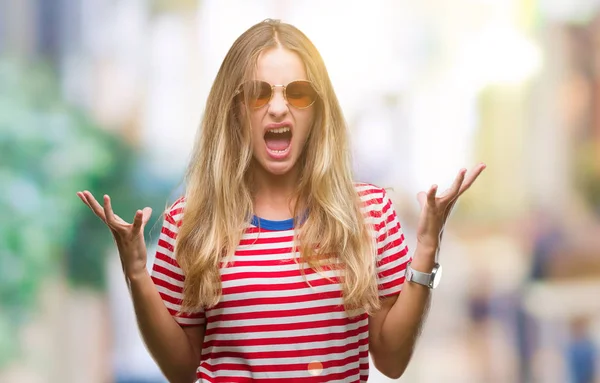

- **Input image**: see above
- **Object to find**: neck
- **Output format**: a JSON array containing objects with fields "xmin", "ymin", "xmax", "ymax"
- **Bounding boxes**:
[{"xmin": 250, "ymin": 162, "xmax": 300, "ymax": 220}]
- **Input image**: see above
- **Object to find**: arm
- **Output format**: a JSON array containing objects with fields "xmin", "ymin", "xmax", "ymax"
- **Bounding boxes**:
[
  {"xmin": 369, "ymin": 245, "xmax": 436, "ymax": 379},
  {"xmin": 139, "ymin": 200, "xmax": 207, "ymax": 382},
  {"xmin": 75, "ymin": 191, "xmax": 204, "ymax": 383},
  {"xmin": 369, "ymin": 164, "xmax": 485, "ymax": 379},
  {"xmin": 129, "ymin": 270, "xmax": 204, "ymax": 383}
]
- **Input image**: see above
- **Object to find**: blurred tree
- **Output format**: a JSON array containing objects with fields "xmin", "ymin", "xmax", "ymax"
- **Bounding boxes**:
[{"xmin": 0, "ymin": 58, "xmax": 172, "ymax": 368}]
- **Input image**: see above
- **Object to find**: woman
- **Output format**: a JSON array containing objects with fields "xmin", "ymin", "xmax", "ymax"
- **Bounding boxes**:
[{"xmin": 77, "ymin": 19, "xmax": 485, "ymax": 383}]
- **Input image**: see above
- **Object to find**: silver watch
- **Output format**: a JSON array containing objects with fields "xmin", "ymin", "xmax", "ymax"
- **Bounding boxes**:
[{"xmin": 406, "ymin": 261, "xmax": 443, "ymax": 289}]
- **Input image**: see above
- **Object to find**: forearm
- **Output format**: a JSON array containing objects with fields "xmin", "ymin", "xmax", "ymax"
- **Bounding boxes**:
[
  {"xmin": 378, "ymin": 245, "xmax": 436, "ymax": 376},
  {"xmin": 128, "ymin": 271, "xmax": 199, "ymax": 383}
]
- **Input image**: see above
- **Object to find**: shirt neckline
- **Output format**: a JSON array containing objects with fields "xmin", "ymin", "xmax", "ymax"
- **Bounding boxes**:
[{"xmin": 250, "ymin": 215, "xmax": 295, "ymax": 231}]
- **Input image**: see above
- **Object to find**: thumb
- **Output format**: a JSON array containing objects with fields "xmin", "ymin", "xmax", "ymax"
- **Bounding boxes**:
[
  {"xmin": 141, "ymin": 207, "xmax": 153, "ymax": 227},
  {"xmin": 132, "ymin": 207, "xmax": 153, "ymax": 233}
]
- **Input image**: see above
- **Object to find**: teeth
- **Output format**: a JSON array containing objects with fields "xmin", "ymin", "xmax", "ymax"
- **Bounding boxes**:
[{"xmin": 268, "ymin": 127, "xmax": 290, "ymax": 134}]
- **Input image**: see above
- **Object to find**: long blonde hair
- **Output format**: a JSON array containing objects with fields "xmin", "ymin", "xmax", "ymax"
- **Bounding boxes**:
[{"xmin": 176, "ymin": 19, "xmax": 379, "ymax": 315}]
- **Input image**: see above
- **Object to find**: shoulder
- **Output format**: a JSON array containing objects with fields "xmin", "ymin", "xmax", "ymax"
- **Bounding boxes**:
[
  {"xmin": 165, "ymin": 196, "xmax": 186, "ymax": 225},
  {"xmin": 353, "ymin": 182, "xmax": 389, "ymax": 205},
  {"xmin": 353, "ymin": 182, "xmax": 395, "ymax": 219}
]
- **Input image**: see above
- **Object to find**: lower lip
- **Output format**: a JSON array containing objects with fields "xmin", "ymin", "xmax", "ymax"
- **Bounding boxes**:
[{"xmin": 266, "ymin": 144, "xmax": 291, "ymax": 160}]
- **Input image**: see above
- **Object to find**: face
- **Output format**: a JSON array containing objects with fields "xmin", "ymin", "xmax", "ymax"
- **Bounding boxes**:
[{"xmin": 243, "ymin": 47, "xmax": 316, "ymax": 177}]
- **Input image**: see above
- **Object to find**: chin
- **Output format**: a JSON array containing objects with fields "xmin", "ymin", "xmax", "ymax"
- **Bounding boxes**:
[
  {"xmin": 255, "ymin": 157, "xmax": 298, "ymax": 177},
  {"xmin": 263, "ymin": 162, "xmax": 295, "ymax": 176}
]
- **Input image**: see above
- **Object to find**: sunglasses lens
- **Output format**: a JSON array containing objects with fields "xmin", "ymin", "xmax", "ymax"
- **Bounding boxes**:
[
  {"xmin": 286, "ymin": 81, "xmax": 317, "ymax": 108},
  {"xmin": 241, "ymin": 81, "xmax": 271, "ymax": 108}
]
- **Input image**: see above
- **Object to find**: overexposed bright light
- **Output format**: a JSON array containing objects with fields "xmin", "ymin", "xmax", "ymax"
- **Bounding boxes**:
[{"xmin": 459, "ymin": 24, "xmax": 543, "ymax": 87}]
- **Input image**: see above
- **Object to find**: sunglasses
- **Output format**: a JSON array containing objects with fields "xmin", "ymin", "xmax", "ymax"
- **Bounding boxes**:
[{"xmin": 234, "ymin": 80, "xmax": 318, "ymax": 109}]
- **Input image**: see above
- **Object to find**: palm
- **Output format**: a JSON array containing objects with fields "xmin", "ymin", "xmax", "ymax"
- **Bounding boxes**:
[
  {"xmin": 415, "ymin": 163, "xmax": 486, "ymax": 248},
  {"xmin": 76, "ymin": 191, "xmax": 152, "ymax": 277}
]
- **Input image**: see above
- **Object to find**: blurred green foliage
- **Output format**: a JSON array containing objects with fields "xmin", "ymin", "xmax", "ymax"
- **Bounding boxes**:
[{"xmin": 0, "ymin": 58, "xmax": 172, "ymax": 367}]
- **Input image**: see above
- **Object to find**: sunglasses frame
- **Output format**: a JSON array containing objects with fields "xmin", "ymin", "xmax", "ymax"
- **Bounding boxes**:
[{"xmin": 234, "ymin": 80, "xmax": 318, "ymax": 109}]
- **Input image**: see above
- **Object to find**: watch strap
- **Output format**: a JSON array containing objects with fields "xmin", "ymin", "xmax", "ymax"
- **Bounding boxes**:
[{"xmin": 407, "ymin": 262, "xmax": 434, "ymax": 288}]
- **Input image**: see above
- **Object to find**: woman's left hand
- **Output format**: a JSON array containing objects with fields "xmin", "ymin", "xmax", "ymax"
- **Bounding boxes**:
[{"xmin": 415, "ymin": 163, "xmax": 486, "ymax": 251}]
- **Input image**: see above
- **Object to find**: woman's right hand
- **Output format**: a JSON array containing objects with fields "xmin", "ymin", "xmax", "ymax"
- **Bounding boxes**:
[{"xmin": 77, "ymin": 191, "xmax": 153, "ymax": 280}]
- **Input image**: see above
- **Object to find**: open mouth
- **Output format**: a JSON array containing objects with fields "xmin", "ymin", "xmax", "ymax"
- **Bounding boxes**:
[{"xmin": 264, "ymin": 126, "xmax": 292, "ymax": 155}]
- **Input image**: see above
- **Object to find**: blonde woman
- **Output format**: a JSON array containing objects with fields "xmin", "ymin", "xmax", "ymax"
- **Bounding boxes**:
[{"xmin": 77, "ymin": 19, "xmax": 485, "ymax": 383}]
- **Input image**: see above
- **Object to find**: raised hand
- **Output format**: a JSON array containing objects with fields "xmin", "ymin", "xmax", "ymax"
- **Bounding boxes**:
[
  {"xmin": 415, "ymin": 163, "xmax": 486, "ymax": 250},
  {"xmin": 76, "ymin": 191, "xmax": 153, "ymax": 279}
]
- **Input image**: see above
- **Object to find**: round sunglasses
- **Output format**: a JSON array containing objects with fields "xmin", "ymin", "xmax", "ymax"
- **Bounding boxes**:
[{"xmin": 234, "ymin": 80, "xmax": 318, "ymax": 109}]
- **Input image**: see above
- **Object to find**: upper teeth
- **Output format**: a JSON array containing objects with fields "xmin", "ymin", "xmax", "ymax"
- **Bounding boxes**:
[{"xmin": 269, "ymin": 127, "xmax": 290, "ymax": 134}]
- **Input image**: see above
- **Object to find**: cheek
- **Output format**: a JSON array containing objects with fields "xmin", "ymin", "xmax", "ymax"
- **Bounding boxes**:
[
  {"xmin": 297, "ymin": 111, "xmax": 315, "ymax": 140},
  {"xmin": 250, "ymin": 114, "xmax": 261, "ymax": 134}
]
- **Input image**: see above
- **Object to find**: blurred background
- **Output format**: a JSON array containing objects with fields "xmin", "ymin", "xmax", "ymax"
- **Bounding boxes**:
[{"xmin": 1, "ymin": 0, "xmax": 599, "ymax": 382}]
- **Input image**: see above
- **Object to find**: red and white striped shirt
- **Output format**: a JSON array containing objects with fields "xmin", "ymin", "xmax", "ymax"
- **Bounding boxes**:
[{"xmin": 151, "ymin": 183, "xmax": 410, "ymax": 382}]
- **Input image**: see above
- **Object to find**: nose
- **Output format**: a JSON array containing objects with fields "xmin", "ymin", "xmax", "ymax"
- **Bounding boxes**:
[{"xmin": 267, "ymin": 85, "xmax": 288, "ymax": 118}]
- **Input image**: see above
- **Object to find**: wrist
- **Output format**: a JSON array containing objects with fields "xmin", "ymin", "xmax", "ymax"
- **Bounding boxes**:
[
  {"xmin": 406, "ymin": 259, "xmax": 443, "ymax": 289},
  {"xmin": 126, "ymin": 268, "xmax": 150, "ymax": 283},
  {"xmin": 408, "ymin": 256, "xmax": 436, "ymax": 274},
  {"xmin": 413, "ymin": 242, "xmax": 439, "ymax": 269}
]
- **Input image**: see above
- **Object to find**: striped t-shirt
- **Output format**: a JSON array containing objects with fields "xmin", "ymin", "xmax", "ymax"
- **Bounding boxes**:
[{"xmin": 150, "ymin": 183, "xmax": 410, "ymax": 382}]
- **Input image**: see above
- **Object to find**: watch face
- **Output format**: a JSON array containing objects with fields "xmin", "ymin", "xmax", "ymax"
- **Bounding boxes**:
[{"xmin": 431, "ymin": 264, "xmax": 443, "ymax": 289}]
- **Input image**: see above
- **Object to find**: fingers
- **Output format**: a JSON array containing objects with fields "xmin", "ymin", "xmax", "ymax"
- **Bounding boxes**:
[
  {"xmin": 142, "ymin": 207, "xmax": 153, "ymax": 225},
  {"xmin": 132, "ymin": 207, "xmax": 153, "ymax": 233},
  {"xmin": 76, "ymin": 192, "xmax": 92, "ymax": 211},
  {"xmin": 132, "ymin": 209, "xmax": 144, "ymax": 232},
  {"xmin": 449, "ymin": 168, "xmax": 467, "ymax": 199},
  {"xmin": 443, "ymin": 198, "xmax": 458, "ymax": 221},
  {"xmin": 438, "ymin": 168, "xmax": 466, "ymax": 199},
  {"xmin": 76, "ymin": 191, "xmax": 92, "ymax": 209},
  {"xmin": 459, "ymin": 163, "xmax": 486, "ymax": 196},
  {"xmin": 103, "ymin": 195, "xmax": 117, "ymax": 227},
  {"xmin": 77, "ymin": 191, "xmax": 107, "ymax": 222},
  {"xmin": 419, "ymin": 163, "xmax": 486, "ymax": 208},
  {"xmin": 77, "ymin": 191, "xmax": 151, "ymax": 237},
  {"xmin": 427, "ymin": 184, "xmax": 438, "ymax": 206},
  {"xmin": 416, "ymin": 185, "xmax": 439, "ymax": 209},
  {"xmin": 76, "ymin": 191, "xmax": 87, "ymax": 205}
]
